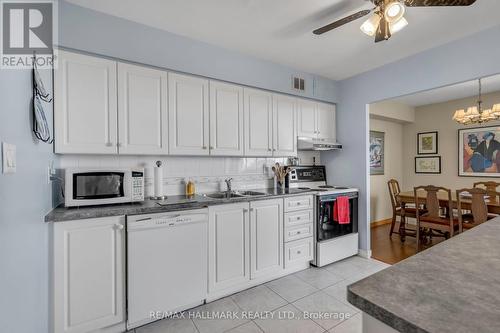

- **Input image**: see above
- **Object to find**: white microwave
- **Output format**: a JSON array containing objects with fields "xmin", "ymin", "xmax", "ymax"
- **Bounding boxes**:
[{"xmin": 64, "ymin": 168, "xmax": 145, "ymax": 207}]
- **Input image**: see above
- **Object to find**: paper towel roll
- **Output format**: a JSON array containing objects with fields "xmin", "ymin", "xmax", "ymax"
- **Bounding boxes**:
[{"xmin": 154, "ymin": 161, "xmax": 163, "ymax": 197}]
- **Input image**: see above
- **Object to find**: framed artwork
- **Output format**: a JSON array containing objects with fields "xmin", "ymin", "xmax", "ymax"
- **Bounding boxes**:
[
  {"xmin": 370, "ymin": 131, "xmax": 385, "ymax": 175},
  {"xmin": 458, "ymin": 126, "xmax": 500, "ymax": 177},
  {"xmin": 415, "ymin": 156, "xmax": 441, "ymax": 174},
  {"xmin": 417, "ymin": 131, "xmax": 438, "ymax": 155}
]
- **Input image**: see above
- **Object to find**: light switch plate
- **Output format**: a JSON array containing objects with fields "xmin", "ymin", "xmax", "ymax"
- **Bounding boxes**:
[{"xmin": 2, "ymin": 142, "xmax": 16, "ymax": 174}]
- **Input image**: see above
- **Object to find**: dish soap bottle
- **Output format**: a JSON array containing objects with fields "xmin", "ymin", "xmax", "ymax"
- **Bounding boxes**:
[{"xmin": 186, "ymin": 179, "xmax": 195, "ymax": 196}]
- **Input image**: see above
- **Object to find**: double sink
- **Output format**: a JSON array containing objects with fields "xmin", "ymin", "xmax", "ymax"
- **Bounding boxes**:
[{"xmin": 203, "ymin": 190, "xmax": 268, "ymax": 200}]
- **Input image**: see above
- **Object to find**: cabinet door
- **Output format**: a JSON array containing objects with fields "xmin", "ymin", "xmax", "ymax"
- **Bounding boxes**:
[
  {"xmin": 54, "ymin": 50, "xmax": 118, "ymax": 154},
  {"xmin": 52, "ymin": 216, "xmax": 125, "ymax": 333},
  {"xmin": 117, "ymin": 63, "xmax": 168, "ymax": 155},
  {"xmin": 273, "ymin": 94, "xmax": 297, "ymax": 156},
  {"xmin": 209, "ymin": 81, "xmax": 244, "ymax": 156},
  {"xmin": 244, "ymin": 88, "xmax": 273, "ymax": 156},
  {"xmin": 250, "ymin": 199, "xmax": 284, "ymax": 280},
  {"xmin": 316, "ymin": 102, "xmax": 336, "ymax": 139},
  {"xmin": 208, "ymin": 203, "xmax": 250, "ymax": 293},
  {"xmin": 168, "ymin": 73, "xmax": 209, "ymax": 155},
  {"xmin": 297, "ymin": 99, "xmax": 317, "ymax": 138}
]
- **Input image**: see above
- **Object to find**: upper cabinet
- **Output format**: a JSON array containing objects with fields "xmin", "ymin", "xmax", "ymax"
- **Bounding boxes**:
[
  {"xmin": 168, "ymin": 73, "xmax": 210, "ymax": 155},
  {"xmin": 316, "ymin": 102, "xmax": 336, "ymax": 140},
  {"xmin": 54, "ymin": 50, "xmax": 336, "ymax": 157},
  {"xmin": 297, "ymin": 99, "xmax": 336, "ymax": 140},
  {"xmin": 297, "ymin": 99, "xmax": 317, "ymax": 138},
  {"xmin": 273, "ymin": 94, "xmax": 297, "ymax": 156},
  {"xmin": 54, "ymin": 50, "xmax": 118, "ymax": 154},
  {"xmin": 117, "ymin": 63, "xmax": 169, "ymax": 155},
  {"xmin": 209, "ymin": 81, "xmax": 244, "ymax": 156},
  {"xmin": 244, "ymin": 88, "xmax": 273, "ymax": 157}
]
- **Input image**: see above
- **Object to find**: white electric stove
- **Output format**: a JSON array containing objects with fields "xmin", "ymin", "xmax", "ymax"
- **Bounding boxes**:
[{"xmin": 287, "ymin": 165, "xmax": 359, "ymax": 267}]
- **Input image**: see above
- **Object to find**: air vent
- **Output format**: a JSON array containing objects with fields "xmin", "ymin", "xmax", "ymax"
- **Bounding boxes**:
[{"xmin": 292, "ymin": 76, "xmax": 305, "ymax": 91}]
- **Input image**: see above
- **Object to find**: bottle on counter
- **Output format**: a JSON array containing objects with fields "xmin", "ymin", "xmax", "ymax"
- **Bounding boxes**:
[{"xmin": 186, "ymin": 179, "xmax": 195, "ymax": 196}]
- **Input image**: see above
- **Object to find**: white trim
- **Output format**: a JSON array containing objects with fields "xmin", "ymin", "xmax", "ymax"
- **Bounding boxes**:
[{"xmin": 358, "ymin": 249, "xmax": 372, "ymax": 259}]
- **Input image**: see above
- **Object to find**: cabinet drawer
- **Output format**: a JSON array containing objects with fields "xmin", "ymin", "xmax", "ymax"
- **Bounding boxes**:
[
  {"xmin": 284, "ymin": 195, "xmax": 314, "ymax": 212},
  {"xmin": 284, "ymin": 237, "xmax": 313, "ymax": 268},
  {"xmin": 284, "ymin": 209, "xmax": 313, "ymax": 227},
  {"xmin": 284, "ymin": 223, "xmax": 313, "ymax": 242}
]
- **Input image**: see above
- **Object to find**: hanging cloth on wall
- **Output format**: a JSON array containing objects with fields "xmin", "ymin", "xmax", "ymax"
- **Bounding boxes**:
[{"xmin": 32, "ymin": 53, "xmax": 53, "ymax": 143}]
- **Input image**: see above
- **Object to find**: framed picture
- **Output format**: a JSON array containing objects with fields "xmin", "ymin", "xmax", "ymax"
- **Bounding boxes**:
[
  {"xmin": 417, "ymin": 131, "xmax": 438, "ymax": 154},
  {"xmin": 458, "ymin": 126, "xmax": 500, "ymax": 177},
  {"xmin": 370, "ymin": 131, "xmax": 384, "ymax": 175},
  {"xmin": 415, "ymin": 156, "xmax": 441, "ymax": 174}
]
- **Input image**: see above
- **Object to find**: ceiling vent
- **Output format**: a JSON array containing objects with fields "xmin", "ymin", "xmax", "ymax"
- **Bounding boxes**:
[{"xmin": 292, "ymin": 76, "xmax": 305, "ymax": 92}]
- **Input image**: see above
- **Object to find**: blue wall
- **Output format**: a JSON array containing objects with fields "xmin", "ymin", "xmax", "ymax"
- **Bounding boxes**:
[
  {"xmin": 58, "ymin": 1, "xmax": 339, "ymax": 103},
  {"xmin": 0, "ymin": 69, "xmax": 53, "ymax": 332},
  {"xmin": 323, "ymin": 24, "xmax": 500, "ymax": 251}
]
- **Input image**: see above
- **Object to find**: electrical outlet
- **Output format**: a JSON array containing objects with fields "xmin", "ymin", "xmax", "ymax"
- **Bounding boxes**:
[{"xmin": 2, "ymin": 142, "xmax": 16, "ymax": 174}]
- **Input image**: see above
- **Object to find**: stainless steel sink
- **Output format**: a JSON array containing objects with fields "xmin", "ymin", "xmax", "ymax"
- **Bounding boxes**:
[
  {"xmin": 235, "ymin": 190, "xmax": 267, "ymax": 196},
  {"xmin": 204, "ymin": 192, "xmax": 244, "ymax": 199}
]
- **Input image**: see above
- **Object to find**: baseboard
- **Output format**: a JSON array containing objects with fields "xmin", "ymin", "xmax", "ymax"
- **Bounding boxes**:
[
  {"xmin": 358, "ymin": 249, "xmax": 372, "ymax": 258},
  {"xmin": 371, "ymin": 219, "xmax": 392, "ymax": 228}
]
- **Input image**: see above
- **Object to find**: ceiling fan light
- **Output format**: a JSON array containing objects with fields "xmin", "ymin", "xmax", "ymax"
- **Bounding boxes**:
[
  {"xmin": 389, "ymin": 17, "xmax": 408, "ymax": 34},
  {"xmin": 360, "ymin": 14, "xmax": 381, "ymax": 37},
  {"xmin": 385, "ymin": 1, "xmax": 406, "ymax": 23}
]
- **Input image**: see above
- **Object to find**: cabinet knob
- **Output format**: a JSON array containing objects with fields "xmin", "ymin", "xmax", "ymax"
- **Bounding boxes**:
[
  {"xmin": 203, "ymin": 146, "xmax": 207, "ymax": 150},
  {"xmin": 297, "ymin": 250, "xmax": 301, "ymax": 254},
  {"xmin": 243, "ymin": 209, "xmax": 248, "ymax": 213},
  {"xmin": 297, "ymin": 231, "xmax": 301, "ymax": 234},
  {"xmin": 210, "ymin": 146, "xmax": 214, "ymax": 150},
  {"xmin": 297, "ymin": 217, "xmax": 301, "ymax": 220},
  {"xmin": 117, "ymin": 143, "xmax": 122, "ymax": 147},
  {"xmin": 115, "ymin": 224, "xmax": 124, "ymax": 230},
  {"xmin": 268, "ymin": 148, "xmax": 272, "ymax": 151}
]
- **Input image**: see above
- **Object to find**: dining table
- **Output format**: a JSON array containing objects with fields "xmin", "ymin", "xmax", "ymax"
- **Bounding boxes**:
[{"xmin": 396, "ymin": 189, "xmax": 500, "ymax": 241}]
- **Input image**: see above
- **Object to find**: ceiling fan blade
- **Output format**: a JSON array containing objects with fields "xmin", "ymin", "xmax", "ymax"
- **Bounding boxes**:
[
  {"xmin": 374, "ymin": 16, "xmax": 391, "ymax": 43},
  {"xmin": 403, "ymin": 0, "xmax": 476, "ymax": 6},
  {"xmin": 313, "ymin": 9, "xmax": 371, "ymax": 35}
]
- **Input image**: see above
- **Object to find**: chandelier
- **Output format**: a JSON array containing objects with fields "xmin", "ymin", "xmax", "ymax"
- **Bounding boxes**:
[{"xmin": 453, "ymin": 78, "xmax": 500, "ymax": 125}]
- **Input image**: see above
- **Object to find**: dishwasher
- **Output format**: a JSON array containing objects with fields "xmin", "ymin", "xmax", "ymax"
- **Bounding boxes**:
[{"xmin": 127, "ymin": 209, "xmax": 208, "ymax": 329}]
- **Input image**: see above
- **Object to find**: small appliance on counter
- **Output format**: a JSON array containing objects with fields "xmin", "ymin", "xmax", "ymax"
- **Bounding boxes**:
[
  {"xmin": 287, "ymin": 165, "xmax": 359, "ymax": 267},
  {"xmin": 63, "ymin": 167, "xmax": 144, "ymax": 207}
]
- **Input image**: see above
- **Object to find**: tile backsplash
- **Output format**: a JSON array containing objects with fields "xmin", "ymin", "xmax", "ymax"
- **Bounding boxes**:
[{"xmin": 57, "ymin": 152, "xmax": 320, "ymax": 197}]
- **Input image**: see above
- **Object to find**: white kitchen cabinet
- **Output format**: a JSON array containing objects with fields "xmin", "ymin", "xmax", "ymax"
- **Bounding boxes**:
[
  {"xmin": 52, "ymin": 216, "xmax": 125, "ymax": 333},
  {"xmin": 316, "ymin": 102, "xmax": 336, "ymax": 140},
  {"xmin": 168, "ymin": 73, "xmax": 210, "ymax": 155},
  {"xmin": 250, "ymin": 199, "xmax": 284, "ymax": 280},
  {"xmin": 297, "ymin": 99, "xmax": 336, "ymax": 140},
  {"xmin": 297, "ymin": 99, "xmax": 317, "ymax": 138},
  {"xmin": 209, "ymin": 81, "xmax": 244, "ymax": 156},
  {"xmin": 244, "ymin": 88, "xmax": 273, "ymax": 157},
  {"xmin": 117, "ymin": 63, "xmax": 168, "ymax": 155},
  {"xmin": 273, "ymin": 94, "xmax": 297, "ymax": 156},
  {"xmin": 208, "ymin": 203, "xmax": 250, "ymax": 293},
  {"xmin": 54, "ymin": 50, "xmax": 118, "ymax": 154}
]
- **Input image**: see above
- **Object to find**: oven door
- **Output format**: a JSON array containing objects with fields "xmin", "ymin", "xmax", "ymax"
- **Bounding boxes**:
[
  {"xmin": 316, "ymin": 193, "xmax": 358, "ymax": 242},
  {"xmin": 65, "ymin": 170, "xmax": 132, "ymax": 207}
]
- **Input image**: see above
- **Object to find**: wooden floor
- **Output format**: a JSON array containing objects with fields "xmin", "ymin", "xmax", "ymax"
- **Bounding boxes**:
[{"xmin": 371, "ymin": 222, "xmax": 444, "ymax": 265}]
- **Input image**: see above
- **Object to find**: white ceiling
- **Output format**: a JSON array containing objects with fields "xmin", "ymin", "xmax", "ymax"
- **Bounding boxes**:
[
  {"xmin": 392, "ymin": 73, "xmax": 500, "ymax": 107},
  {"xmin": 66, "ymin": 0, "xmax": 500, "ymax": 80}
]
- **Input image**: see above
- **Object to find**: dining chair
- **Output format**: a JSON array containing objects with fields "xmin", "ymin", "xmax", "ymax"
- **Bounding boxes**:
[
  {"xmin": 474, "ymin": 181, "xmax": 500, "ymax": 204},
  {"xmin": 457, "ymin": 188, "xmax": 499, "ymax": 231},
  {"xmin": 388, "ymin": 179, "xmax": 417, "ymax": 239},
  {"xmin": 414, "ymin": 185, "xmax": 459, "ymax": 252}
]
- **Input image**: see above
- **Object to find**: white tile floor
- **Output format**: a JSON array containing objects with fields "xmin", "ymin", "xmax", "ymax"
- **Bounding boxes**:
[{"xmin": 132, "ymin": 256, "xmax": 390, "ymax": 333}]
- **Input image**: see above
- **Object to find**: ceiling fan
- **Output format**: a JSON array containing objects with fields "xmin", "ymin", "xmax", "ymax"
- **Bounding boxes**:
[{"xmin": 313, "ymin": 0, "xmax": 477, "ymax": 43}]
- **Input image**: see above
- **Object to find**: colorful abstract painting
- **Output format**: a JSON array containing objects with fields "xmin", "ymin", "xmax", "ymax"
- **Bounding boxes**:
[{"xmin": 459, "ymin": 126, "xmax": 500, "ymax": 177}]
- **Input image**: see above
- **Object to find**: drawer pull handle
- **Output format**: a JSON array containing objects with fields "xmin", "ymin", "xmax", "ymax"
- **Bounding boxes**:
[
  {"xmin": 297, "ymin": 202, "xmax": 301, "ymax": 205},
  {"xmin": 297, "ymin": 217, "xmax": 301, "ymax": 220},
  {"xmin": 297, "ymin": 231, "xmax": 301, "ymax": 234},
  {"xmin": 297, "ymin": 250, "xmax": 301, "ymax": 254}
]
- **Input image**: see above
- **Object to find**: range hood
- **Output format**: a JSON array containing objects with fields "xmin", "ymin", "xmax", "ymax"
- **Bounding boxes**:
[{"xmin": 297, "ymin": 137, "xmax": 342, "ymax": 151}]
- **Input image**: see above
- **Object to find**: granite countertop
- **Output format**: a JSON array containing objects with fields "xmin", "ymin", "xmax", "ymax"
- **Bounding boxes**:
[
  {"xmin": 44, "ymin": 188, "xmax": 317, "ymax": 222},
  {"xmin": 347, "ymin": 217, "xmax": 500, "ymax": 333}
]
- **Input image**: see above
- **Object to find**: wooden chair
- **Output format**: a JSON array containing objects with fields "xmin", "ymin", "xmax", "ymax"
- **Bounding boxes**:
[
  {"xmin": 457, "ymin": 188, "xmax": 499, "ymax": 231},
  {"xmin": 414, "ymin": 185, "xmax": 459, "ymax": 252},
  {"xmin": 388, "ymin": 179, "xmax": 417, "ymax": 240},
  {"xmin": 474, "ymin": 181, "xmax": 500, "ymax": 204}
]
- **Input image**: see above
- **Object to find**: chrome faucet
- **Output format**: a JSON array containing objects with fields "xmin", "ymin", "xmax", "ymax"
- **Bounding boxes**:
[{"xmin": 225, "ymin": 178, "xmax": 233, "ymax": 193}]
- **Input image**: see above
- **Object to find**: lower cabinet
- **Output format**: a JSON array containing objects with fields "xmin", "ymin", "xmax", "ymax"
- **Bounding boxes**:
[
  {"xmin": 51, "ymin": 216, "xmax": 126, "ymax": 333},
  {"xmin": 208, "ymin": 203, "xmax": 250, "ymax": 293},
  {"xmin": 250, "ymin": 199, "xmax": 283, "ymax": 280}
]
